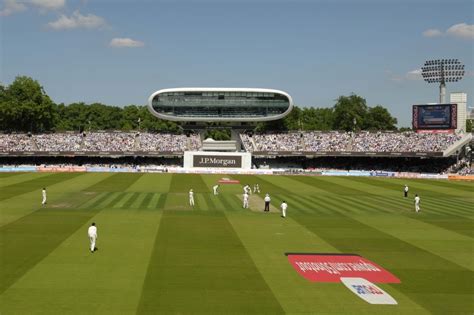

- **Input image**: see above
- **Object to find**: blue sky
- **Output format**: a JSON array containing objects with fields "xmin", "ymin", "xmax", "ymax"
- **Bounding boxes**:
[{"xmin": 1, "ymin": 0, "xmax": 473, "ymax": 127}]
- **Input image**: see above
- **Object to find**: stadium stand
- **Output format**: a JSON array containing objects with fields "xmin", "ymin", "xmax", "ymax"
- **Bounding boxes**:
[
  {"xmin": 0, "ymin": 132, "xmax": 202, "ymax": 153},
  {"xmin": 241, "ymin": 131, "xmax": 464, "ymax": 153}
]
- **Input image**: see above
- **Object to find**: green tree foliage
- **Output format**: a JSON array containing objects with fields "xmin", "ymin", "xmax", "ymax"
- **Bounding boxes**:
[
  {"xmin": 466, "ymin": 119, "xmax": 472, "ymax": 132},
  {"xmin": 204, "ymin": 129, "xmax": 231, "ymax": 140},
  {"xmin": 301, "ymin": 107, "xmax": 334, "ymax": 130},
  {"xmin": 365, "ymin": 105, "xmax": 398, "ymax": 130},
  {"xmin": 332, "ymin": 95, "xmax": 369, "ymax": 131},
  {"xmin": 0, "ymin": 76, "xmax": 56, "ymax": 132}
]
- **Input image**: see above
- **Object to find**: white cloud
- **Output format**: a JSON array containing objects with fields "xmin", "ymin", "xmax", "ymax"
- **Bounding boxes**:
[
  {"xmin": 422, "ymin": 29, "xmax": 443, "ymax": 38},
  {"xmin": 386, "ymin": 69, "xmax": 423, "ymax": 82},
  {"xmin": 109, "ymin": 37, "xmax": 144, "ymax": 48},
  {"xmin": 406, "ymin": 69, "xmax": 422, "ymax": 80},
  {"xmin": 0, "ymin": 0, "xmax": 64, "ymax": 16},
  {"xmin": 423, "ymin": 23, "xmax": 474, "ymax": 40},
  {"xmin": 30, "ymin": 0, "xmax": 65, "ymax": 10},
  {"xmin": 446, "ymin": 23, "xmax": 474, "ymax": 40},
  {"xmin": 47, "ymin": 10, "xmax": 106, "ymax": 30},
  {"xmin": 0, "ymin": 0, "xmax": 27, "ymax": 16}
]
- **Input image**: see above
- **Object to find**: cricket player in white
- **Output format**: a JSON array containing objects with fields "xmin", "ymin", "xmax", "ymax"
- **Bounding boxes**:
[
  {"xmin": 244, "ymin": 185, "xmax": 252, "ymax": 195},
  {"xmin": 213, "ymin": 184, "xmax": 219, "ymax": 195},
  {"xmin": 88, "ymin": 222, "xmax": 97, "ymax": 253},
  {"xmin": 414, "ymin": 194, "xmax": 420, "ymax": 213},
  {"xmin": 404, "ymin": 185, "xmax": 409, "ymax": 198},
  {"xmin": 280, "ymin": 201, "xmax": 288, "ymax": 218},
  {"xmin": 243, "ymin": 192, "xmax": 249, "ymax": 209},
  {"xmin": 41, "ymin": 188, "xmax": 47, "ymax": 206},
  {"xmin": 189, "ymin": 189, "xmax": 195, "ymax": 207}
]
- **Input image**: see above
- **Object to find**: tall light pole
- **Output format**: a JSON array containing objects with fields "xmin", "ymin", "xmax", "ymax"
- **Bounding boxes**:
[{"xmin": 421, "ymin": 59, "xmax": 465, "ymax": 104}]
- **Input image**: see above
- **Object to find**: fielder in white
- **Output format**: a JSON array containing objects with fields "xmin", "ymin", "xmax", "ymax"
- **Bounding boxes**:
[
  {"xmin": 88, "ymin": 222, "xmax": 98, "ymax": 253},
  {"xmin": 280, "ymin": 201, "xmax": 288, "ymax": 218},
  {"xmin": 189, "ymin": 189, "xmax": 195, "ymax": 207},
  {"xmin": 414, "ymin": 194, "xmax": 421, "ymax": 213},
  {"xmin": 243, "ymin": 192, "xmax": 249, "ymax": 209},
  {"xmin": 404, "ymin": 185, "xmax": 409, "ymax": 198},
  {"xmin": 213, "ymin": 184, "xmax": 219, "ymax": 195},
  {"xmin": 41, "ymin": 187, "xmax": 47, "ymax": 206}
]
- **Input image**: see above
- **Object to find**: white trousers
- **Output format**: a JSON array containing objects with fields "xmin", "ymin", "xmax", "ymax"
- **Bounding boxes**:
[
  {"xmin": 89, "ymin": 234, "xmax": 96, "ymax": 251},
  {"xmin": 42, "ymin": 196, "xmax": 47, "ymax": 205},
  {"xmin": 243, "ymin": 200, "xmax": 248, "ymax": 208},
  {"xmin": 189, "ymin": 198, "xmax": 194, "ymax": 206},
  {"xmin": 415, "ymin": 204, "xmax": 420, "ymax": 212},
  {"xmin": 282, "ymin": 208, "xmax": 286, "ymax": 217}
]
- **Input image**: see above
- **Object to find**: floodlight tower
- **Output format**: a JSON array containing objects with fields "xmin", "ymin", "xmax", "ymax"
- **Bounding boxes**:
[{"xmin": 421, "ymin": 59, "xmax": 465, "ymax": 104}]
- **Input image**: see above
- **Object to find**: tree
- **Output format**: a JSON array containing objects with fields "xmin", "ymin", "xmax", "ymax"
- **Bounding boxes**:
[
  {"xmin": 364, "ymin": 105, "xmax": 397, "ymax": 130},
  {"xmin": 301, "ymin": 107, "xmax": 334, "ymax": 130},
  {"xmin": 466, "ymin": 119, "xmax": 472, "ymax": 132},
  {"xmin": 0, "ymin": 76, "xmax": 56, "ymax": 132},
  {"xmin": 332, "ymin": 95, "xmax": 368, "ymax": 131}
]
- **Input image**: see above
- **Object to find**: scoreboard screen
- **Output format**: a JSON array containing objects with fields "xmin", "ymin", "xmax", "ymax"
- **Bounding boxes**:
[{"xmin": 412, "ymin": 104, "xmax": 457, "ymax": 130}]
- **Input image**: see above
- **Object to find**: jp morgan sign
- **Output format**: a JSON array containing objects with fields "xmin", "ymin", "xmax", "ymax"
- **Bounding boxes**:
[{"xmin": 193, "ymin": 155, "xmax": 242, "ymax": 168}]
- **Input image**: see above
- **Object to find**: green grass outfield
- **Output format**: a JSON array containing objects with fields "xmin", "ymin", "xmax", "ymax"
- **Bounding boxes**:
[{"xmin": 0, "ymin": 172, "xmax": 473, "ymax": 314}]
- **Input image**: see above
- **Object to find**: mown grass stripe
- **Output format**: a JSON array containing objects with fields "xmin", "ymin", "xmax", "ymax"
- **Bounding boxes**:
[
  {"xmin": 380, "ymin": 197, "xmax": 474, "ymax": 238},
  {"xmin": 383, "ymin": 195, "xmax": 471, "ymax": 218},
  {"xmin": 137, "ymin": 210, "xmax": 284, "ymax": 314},
  {"xmin": 156, "ymin": 194, "xmax": 167, "ymax": 209},
  {"xmin": 122, "ymin": 192, "xmax": 141, "ymax": 209},
  {"xmin": 0, "ymin": 172, "xmax": 24, "ymax": 179},
  {"xmin": 0, "ymin": 173, "xmax": 83, "ymax": 202},
  {"xmin": 112, "ymin": 192, "xmax": 136, "ymax": 208},
  {"xmin": 146, "ymin": 194, "xmax": 160, "ymax": 209},
  {"xmin": 278, "ymin": 194, "xmax": 316, "ymax": 215},
  {"xmin": 202, "ymin": 193, "xmax": 218, "ymax": 211},
  {"xmin": 77, "ymin": 192, "xmax": 108, "ymax": 209},
  {"xmin": 371, "ymin": 177, "xmax": 464, "ymax": 198},
  {"xmin": 95, "ymin": 192, "xmax": 121, "ymax": 208},
  {"xmin": 139, "ymin": 193, "xmax": 154, "ymax": 209},
  {"xmin": 85, "ymin": 173, "xmax": 143, "ymax": 192},
  {"xmin": 211, "ymin": 194, "xmax": 226, "ymax": 211},
  {"xmin": 131, "ymin": 193, "xmax": 147, "ymax": 209},
  {"xmin": 0, "ymin": 207, "xmax": 103, "ymax": 294},
  {"xmin": 292, "ymin": 194, "xmax": 334, "ymax": 215},
  {"xmin": 270, "ymin": 194, "xmax": 306, "ymax": 215},
  {"xmin": 428, "ymin": 198, "xmax": 474, "ymax": 213},
  {"xmin": 419, "ymin": 179, "xmax": 474, "ymax": 192},
  {"xmin": 341, "ymin": 196, "xmax": 394, "ymax": 215},
  {"xmin": 217, "ymin": 194, "xmax": 236, "ymax": 212},
  {"xmin": 292, "ymin": 176, "xmax": 373, "ymax": 196},
  {"xmin": 85, "ymin": 192, "xmax": 115, "ymax": 209}
]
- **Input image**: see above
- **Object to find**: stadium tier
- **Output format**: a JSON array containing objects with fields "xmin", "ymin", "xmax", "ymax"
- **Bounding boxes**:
[
  {"xmin": 0, "ymin": 131, "xmax": 470, "ymax": 157},
  {"xmin": 240, "ymin": 131, "xmax": 470, "ymax": 157}
]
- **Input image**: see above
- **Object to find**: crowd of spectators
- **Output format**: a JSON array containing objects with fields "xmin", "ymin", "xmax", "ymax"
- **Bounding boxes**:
[
  {"xmin": 303, "ymin": 132, "xmax": 352, "ymax": 151},
  {"xmin": 35, "ymin": 133, "xmax": 83, "ymax": 151},
  {"xmin": 0, "ymin": 132, "xmax": 202, "ymax": 152},
  {"xmin": 83, "ymin": 132, "xmax": 136, "ymax": 151},
  {"xmin": 0, "ymin": 134, "xmax": 35, "ymax": 151},
  {"xmin": 350, "ymin": 132, "xmax": 461, "ymax": 152},
  {"xmin": 241, "ymin": 133, "xmax": 304, "ymax": 152},
  {"xmin": 242, "ymin": 131, "xmax": 463, "ymax": 153},
  {"xmin": 0, "ymin": 131, "xmax": 466, "ymax": 153},
  {"xmin": 138, "ymin": 133, "xmax": 199, "ymax": 152}
]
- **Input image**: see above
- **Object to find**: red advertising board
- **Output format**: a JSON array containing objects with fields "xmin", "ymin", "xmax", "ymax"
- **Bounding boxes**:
[{"xmin": 287, "ymin": 253, "xmax": 400, "ymax": 283}]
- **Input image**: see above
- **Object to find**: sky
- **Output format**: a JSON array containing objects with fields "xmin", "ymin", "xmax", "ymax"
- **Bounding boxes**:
[{"xmin": 1, "ymin": 0, "xmax": 473, "ymax": 127}]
